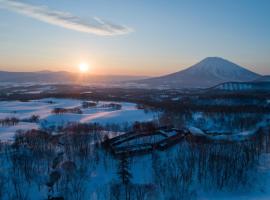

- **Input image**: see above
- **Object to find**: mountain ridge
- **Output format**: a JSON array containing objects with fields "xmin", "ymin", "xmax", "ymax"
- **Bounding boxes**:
[
  {"xmin": 136, "ymin": 57, "xmax": 261, "ymax": 88},
  {"xmin": 0, "ymin": 71, "xmax": 148, "ymax": 84}
]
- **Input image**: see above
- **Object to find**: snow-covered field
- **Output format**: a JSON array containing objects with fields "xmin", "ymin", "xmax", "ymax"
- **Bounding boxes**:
[
  {"xmin": 1, "ymin": 98, "xmax": 270, "ymax": 200},
  {"xmin": 0, "ymin": 98, "xmax": 157, "ymax": 141}
]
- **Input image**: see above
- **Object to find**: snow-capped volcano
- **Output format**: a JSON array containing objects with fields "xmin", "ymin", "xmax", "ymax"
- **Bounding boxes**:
[{"xmin": 137, "ymin": 57, "xmax": 261, "ymax": 88}]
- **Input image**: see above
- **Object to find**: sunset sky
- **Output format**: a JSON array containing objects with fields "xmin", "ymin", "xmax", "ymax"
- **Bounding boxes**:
[{"xmin": 0, "ymin": 0, "xmax": 270, "ymax": 76}]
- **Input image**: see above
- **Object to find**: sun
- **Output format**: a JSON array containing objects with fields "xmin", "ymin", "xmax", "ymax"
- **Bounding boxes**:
[{"xmin": 79, "ymin": 63, "xmax": 89, "ymax": 73}]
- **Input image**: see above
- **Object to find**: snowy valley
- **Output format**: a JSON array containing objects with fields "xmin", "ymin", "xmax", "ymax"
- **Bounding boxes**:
[{"xmin": 0, "ymin": 86, "xmax": 270, "ymax": 200}]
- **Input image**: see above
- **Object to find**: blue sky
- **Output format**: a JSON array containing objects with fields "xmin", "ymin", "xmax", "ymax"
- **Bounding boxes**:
[{"xmin": 0, "ymin": 0, "xmax": 269, "ymax": 75}]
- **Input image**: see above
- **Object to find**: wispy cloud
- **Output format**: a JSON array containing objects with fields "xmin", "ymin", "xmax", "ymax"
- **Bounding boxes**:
[{"xmin": 0, "ymin": 0, "xmax": 133, "ymax": 36}]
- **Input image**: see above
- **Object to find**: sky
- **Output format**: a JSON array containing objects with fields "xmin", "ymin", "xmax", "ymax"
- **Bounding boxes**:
[{"xmin": 0, "ymin": 0, "xmax": 269, "ymax": 76}]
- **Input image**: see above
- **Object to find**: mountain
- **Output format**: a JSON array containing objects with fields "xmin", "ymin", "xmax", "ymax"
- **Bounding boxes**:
[
  {"xmin": 0, "ymin": 71, "xmax": 73, "ymax": 83},
  {"xmin": 0, "ymin": 71, "xmax": 148, "ymax": 84},
  {"xmin": 135, "ymin": 57, "xmax": 261, "ymax": 89}
]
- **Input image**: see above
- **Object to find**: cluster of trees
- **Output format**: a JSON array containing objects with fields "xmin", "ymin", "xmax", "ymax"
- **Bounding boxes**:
[
  {"xmin": 149, "ymin": 137, "xmax": 263, "ymax": 199},
  {"xmin": 52, "ymin": 107, "xmax": 83, "ymax": 115},
  {"xmin": 157, "ymin": 110, "xmax": 264, "ymax": 132},
  {"xmin": 81, "ymin": 101, "xmax": 97, "ymax": 109},
  {"xmin": 0, "ymin": 117, "xmax": 19, "ymax": 126},
  {"xmin": 62, "ymin": 123, "xmax": 103, "ymax": 134},
  {"xmin": 136, "ymin": 104, "xmax": 146, "ymax": 110},
  {"xmin": 132, "ymin": 121, "xmax": 157, "ymax": 133},
  {"xmin": 22, "ymin": 115, "xmax": 40, "ymax": 123},
  {"xmin": 98, "ymin": 152, "xmax": 157, "ymax": 200},
  {"xmin": 0, "ymin": 126, "xmax": 104, "ymax": 200},
  {"xmin": 101, "ymin": 127, "xmax": 270, "ymax": 200},
  {"xmin": 45, "ymin": 100, "xmax": 55, "ymax": 104},
  {"xmin": 1, "ymin": 119, "xmax": 270, "ymax": 199},
  {"xmin": 102, "ymin": 103, "xmax": 122, "ymax": 110},
  {"xmin": 130, "ymin": 92, "xmax": 270, "ymax": 115},
  {"xmin": 145, "ymin": 100, "xmax": 270, "ymax": 114}
]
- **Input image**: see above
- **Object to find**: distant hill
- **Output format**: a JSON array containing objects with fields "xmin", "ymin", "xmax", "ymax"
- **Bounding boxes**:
[
  {"xmin": 210, "ymin": 82, "xmax": 270, "ymax": 92},
  {"xmin": 0, "ymin": 71, "xmax": 148, "ymax": 84},
  {"xmin": 135, "ymin": 57, "xmax": 261, "ymax": 89},
  {"xmin": 210, "ymin": 74, "xmax": 270, "ymax": 92},
  {"xmin": 254, "ymin": 75, "xmax": 270, "ymax": 82}
]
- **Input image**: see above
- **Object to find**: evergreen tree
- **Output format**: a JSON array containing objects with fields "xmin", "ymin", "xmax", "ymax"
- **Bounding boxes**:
[{"xmin": 117, "ymin": 153, "xmax": 132, "ymax": 200}]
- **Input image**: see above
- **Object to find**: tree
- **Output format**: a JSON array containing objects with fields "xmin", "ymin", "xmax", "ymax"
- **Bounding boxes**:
[
  {"xmin": 0, "ymin": 173, "xmax": 6, "ymax": 200},
  {"xmin": 117, "ymin": 153, "xmax": 132, "ymax": 200},
  {"xmin": 29, "ymin": 115, "xmax": 40, "ymax": 123}
]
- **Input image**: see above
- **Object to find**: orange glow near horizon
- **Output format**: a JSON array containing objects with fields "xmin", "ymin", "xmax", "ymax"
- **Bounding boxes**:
[
  {"xmin": 78, "ymin": 62, "xmax": 90, "ymax": 73},
  {"xmin": 0, "ymin": 57, "xmax": 192, "ymax": 77}
]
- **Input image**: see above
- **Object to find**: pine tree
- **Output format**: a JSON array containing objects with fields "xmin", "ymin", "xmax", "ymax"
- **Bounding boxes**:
[{"xmin": 117, "ymin": 153, "xmax": 132, "ymax": 200}]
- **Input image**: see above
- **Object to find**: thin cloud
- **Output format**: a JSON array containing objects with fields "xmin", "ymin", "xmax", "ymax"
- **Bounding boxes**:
[{"xmin": 0, "ymin": 0, "xmax": 133, "ymax": 36}]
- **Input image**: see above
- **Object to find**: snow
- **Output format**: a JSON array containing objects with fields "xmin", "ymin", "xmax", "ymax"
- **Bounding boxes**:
[
  {"xmin": 0, "ymin": 122, "xmax": 38, "ymax": 141},
  {"xmin": 199, "ymin": 153, "xmax": 270, "ymax": 200},
  {"xmin": 185, "ymin": 57, "xmax": 259, "ymax": 82},
  {"xmin": 171, "ymin": 97, "xmax": 181, "ymax": 101},
  {"xmin": 0, "ymin": 98, "xmax": 157, "ymax": 140},
  {"xmin": 185, "ymin": 111, "xmax": 268, "ymax": 135},
  {"xmin": 210, "ymin": 130, "xmax": 255, "ymax": 141},
  {"xmin": 1, "ymin": 98, "xmax": 270, "ymax": 199},
  {"xmin": 187, "ymin": 126, "xmax": 261, "ymax": 142},
  {"xmin": 188, "ymin": 126, "xmax": 206, "ymax": 136},
  {"xmin": 1, "ymin": 112, "xmax": 270, "ymax": 199},
  {"xmin": 140, "ymin": 57, "xmax": 260, "ymax": 88},
  {"xmin": 159, "ymin": 130, "xmax": 178, "ymax": 137}
]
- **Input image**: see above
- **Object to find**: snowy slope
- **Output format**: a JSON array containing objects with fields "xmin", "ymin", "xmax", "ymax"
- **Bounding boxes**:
[
  {"xmin": 0, "ymin": 98, "xmax": 157, "ymax": 140},
  {"xmin": 137, "ymin": 57, "xmax": 261, "ymax": 88}
]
